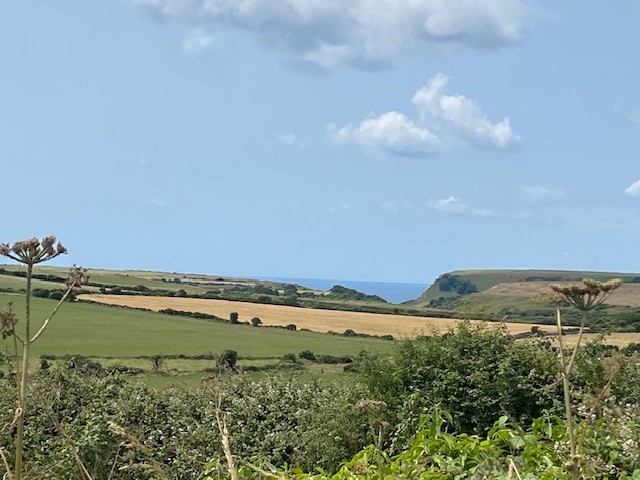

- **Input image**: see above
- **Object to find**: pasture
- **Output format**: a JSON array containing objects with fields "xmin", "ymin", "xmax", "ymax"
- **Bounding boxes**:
[{"xmin": 0, "ymin": 292, "xmax": 391, "ymax": 360}]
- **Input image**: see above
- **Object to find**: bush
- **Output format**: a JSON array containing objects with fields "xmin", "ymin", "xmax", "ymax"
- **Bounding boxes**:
[
  {"xmin": 299, "ymin": 350, "xmax": 317, "ymax": 362},
  {"xmin": 250, "ymin": 317, "xmax": 262, "ymax": 327},
  {"xmin": 357, "ymin": 323, "xmax": 561, "ymax": 444}
]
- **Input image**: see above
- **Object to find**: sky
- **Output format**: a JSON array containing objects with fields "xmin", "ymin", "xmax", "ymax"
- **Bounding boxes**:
[{"xmin": 1, "ymin": 1, "xmax": 640, "ymax": 285}]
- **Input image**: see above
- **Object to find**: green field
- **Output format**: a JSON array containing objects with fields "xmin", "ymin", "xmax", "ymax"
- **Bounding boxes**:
[{"xmin": 0, "ymin": 293, "xmax": 391, "ymax": 360}]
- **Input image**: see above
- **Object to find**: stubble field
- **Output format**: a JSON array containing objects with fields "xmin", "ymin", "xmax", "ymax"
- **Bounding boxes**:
[{"xmin": 80, "ymin": 294, "xmax": 559, "ymax": 336}]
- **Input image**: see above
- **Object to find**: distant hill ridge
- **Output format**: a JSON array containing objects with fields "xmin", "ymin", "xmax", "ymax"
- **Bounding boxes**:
[{"xmin": 411, "ymin": 269, "xmax": 640, "ymax": 305}]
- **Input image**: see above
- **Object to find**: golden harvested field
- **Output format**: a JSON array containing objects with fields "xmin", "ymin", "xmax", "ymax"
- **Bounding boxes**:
[
  {"xmin": 80, "ymin": 294, "xmax": 559, "ymax": 337},
  {"xmin": 484, "ymin": 282, "xmax": 640, "ymax": 307},
  {"xmin": 546, "ymin": 332, "xmax": 640, "ymax": 348}
]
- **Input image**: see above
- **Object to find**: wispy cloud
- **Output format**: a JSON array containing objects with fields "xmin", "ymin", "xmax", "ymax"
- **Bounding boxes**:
[
  {"xmin": 625, "ymin": 179, "xmax": 640, "ymax": 196},
  {"xmin": 324, "ymin": 203, "xmax": 351, "ymax": 213},
  {"xmin": 629, "ymin": 110, "xmax": 640, "ymax": 125},
  {"xmin": 329, "ymin": 73, "xmax": 520, "ymax": 157},
  {"xmin": 521, "ymin": 185, "xmax": 564, "ymax": 203},
  {"xmin": 276, "ymin": 133, "xmax": 304, "ymax": 146},
  {"xmin": 182, "ymin": 27, "xmax": 213, "ymax": 54},
  {"xmin": 135, "ymin": 0, "xmax": 530, "ymax": 70},
  {"xmin": 429, "ymin": 196, "xmax": 495, "ymax": 217},
  {"xmin": 150, "ymin": 198, "xmax": 166, "ymax": 207}
]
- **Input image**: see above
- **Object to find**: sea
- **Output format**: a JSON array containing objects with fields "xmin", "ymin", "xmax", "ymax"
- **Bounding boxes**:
[{"xmin": 259, "ymin": 277, "xmax": 428, "ymax": 304}]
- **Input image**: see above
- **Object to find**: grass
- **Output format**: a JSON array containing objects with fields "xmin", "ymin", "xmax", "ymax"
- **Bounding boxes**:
[{"xmin": 0, "ymin": 293, "xmax": 392, "ymax": 359}]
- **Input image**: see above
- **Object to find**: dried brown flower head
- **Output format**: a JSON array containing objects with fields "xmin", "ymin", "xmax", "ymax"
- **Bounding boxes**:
[
  {"xmin": 0, "ymin": 303, "xmax": 17, "ymax": 339},
  {"xmin": 352, "ymin": 399, "xmax": 388, "ymax": 415},
  {"xmin": 0, "ymin": 236, "xmax": 67, "ymax": 265},
  {"xmin": 66, "ymin": 265, "xmax": 89, "ymax": 289},
  {"xmin": 536, "ymin": 278, "xmax": 622, "ymax": 312}
]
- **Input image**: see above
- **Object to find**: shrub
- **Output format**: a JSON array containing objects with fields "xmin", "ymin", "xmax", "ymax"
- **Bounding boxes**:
[
  {"xmin": 358, "ymin": 323, "xmax": 561, "ymax": 444},
  {"xmin": 299, "ymin": 350, "xmax": 317, "ymax": 362}
]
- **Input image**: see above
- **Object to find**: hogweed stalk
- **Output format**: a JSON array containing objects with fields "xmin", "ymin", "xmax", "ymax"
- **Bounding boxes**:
[
  {"xmin": 0, "ymin": 236, "xmax": 88, "ymax": 480},
  {"xmin": 536, "ymin": 278, "xmax": 621, "ymax": 477}
]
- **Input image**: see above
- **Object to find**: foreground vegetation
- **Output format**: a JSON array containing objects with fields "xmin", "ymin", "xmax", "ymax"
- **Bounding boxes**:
[
  {"xmin": 1, "ymin": 238, "xmax": 639, "ymax": 479},
  {"xmin": 0, "ymin": 324, "xmax": 638, "ymax": 478}
]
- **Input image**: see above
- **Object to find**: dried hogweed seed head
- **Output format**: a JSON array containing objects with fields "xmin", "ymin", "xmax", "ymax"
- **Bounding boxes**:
[
  {"xmin": 547, "ymin": 278, "xmax": 622, "ymax": 312},
  {"xmin": 67, "ymin": 265, "xmax": 89, "ymax": 289},
  {"xmin": 533, "ymin": 290, "xmax": 567, "ymax": 306},
  {"xmin": 352, "ymin": 399, "xmax": 388, "ymax": 414},
  {"xmin": 3, "ymin": 235, "xmax": 69, "ymax": 264},
  {"xmin": 41, "ymin": 235, "xmax": 56, "ymax": 255}
]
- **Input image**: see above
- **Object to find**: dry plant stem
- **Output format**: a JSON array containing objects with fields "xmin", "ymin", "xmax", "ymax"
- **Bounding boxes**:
[
  {"xmin": 508, "ymin": 458, "xmax": 523, "ymax": 480},
  {"xmin": 30, "ymin": 286, "xmax": 74, "ymax": 343},
  {"xmin": 14, "ymin": 263, "xmax": 32, "ymax": 480},
  {"xmin": 555, "ymin": 309, "xmax": 576, "ymax": 462},
  {"xmin": 50, "ymin": 415, "xmax": 95, "ymax": 480},
  {"xmin": 214, "ymin": 396, "xmax": 239, "ymax": 480},
  {"xmin": 0, "ymin": 447, "xmax": 12, "ymax": 480},
  {"xmin": 566, "ymin": 312, "xmax": 587, "ymax": 375}
]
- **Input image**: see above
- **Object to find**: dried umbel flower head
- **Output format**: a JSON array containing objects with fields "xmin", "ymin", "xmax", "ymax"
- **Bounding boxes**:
[
  {"xmin": 540, "ymin": 278, "xmax": 622, "ymax": 312},
  {"xmin": 66, "ymin": 265, "xmax": 89, "ymax": 289},
  {"xmin": 351, "ymin": 399, "xmax": 388, "ymax": 415},
  {"xmin": 0, "ymin": 302, "xmax": 17, "ymax": 339},
  {"xmin": 0, "ymin": 236, "xmax": 67, "ymax": 265}
]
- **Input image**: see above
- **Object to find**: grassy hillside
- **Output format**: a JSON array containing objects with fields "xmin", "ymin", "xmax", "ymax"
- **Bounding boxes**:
[
  {"xmin": 412, "ymin": 269, "xmax": 640, "ymax": 305},
  {"xmin": 407, "ymin": 269, "xmax": 640, "ymax": 331}
]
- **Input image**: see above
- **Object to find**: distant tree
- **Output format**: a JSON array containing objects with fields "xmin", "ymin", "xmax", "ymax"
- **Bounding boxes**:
[
  {"xmin": 172, "ymin": 277, "xmax": 181, "ymax": 284},
  {"xmin": 250, "ymin": 317, "xmax": 262, "ymax": 327},
  {"xmin": 230, "ymin": 312, "xmax": 239, "ymax": 324},
  {"xmin": 283, "ymin": 296, "xmax": 299, "ymax": 306},
  {"xmin": 218, "ymin": 349, "xmax": 238, "ymax": 370},
  {"xmin": 176, "ymin": 289, "xmax": 187, "ymax": 297},
  {"xmin": 283, "ymin": 284, "xmax": 298, "ymax": 296},
  {"xmin": 285, "ymin": 324, "xmax": 297, "ymax": 331},
  {"xmin": 299, "ymin": 350, "xmax": 317, "ymax": 362}
]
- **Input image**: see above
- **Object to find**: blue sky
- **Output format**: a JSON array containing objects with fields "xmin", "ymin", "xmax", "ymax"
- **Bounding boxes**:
[{"xmin": 1, "ymin": 1, "xmax": 640, "ymax": 285}]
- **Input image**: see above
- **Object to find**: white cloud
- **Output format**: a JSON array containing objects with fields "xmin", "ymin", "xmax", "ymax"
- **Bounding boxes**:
[
  {"xmin": 135, "ymin": 0, "xmax": 530, "ymax": 69},
  {"xmin": 150, "ymin": 198, "xmax": 166, "ymax": 206},
  {"xmin": 182, "ymin": 27, "xmax": 214, "ymax": 54},
  {"xmin": 276, "ymin": 133, "xmax": 302, "ymax": 146},
  {"xmin": 429, "ymin": 196, "xmax": 495, "ymax": 217},
  {"xmin": 625, "ymin": 179, "xmax": 640, "ymax": 196},
  {"xmin": 329, "ymin": 74, "xmax": 519, "ymax": 157},
  {"xmin": 328, "ymin": 112, "xmax": 440, "ymax": 157},
  {"xmin": 629, "ymin": 110, "xmax": 640, "ymax": 125},
  {"xmin": 521, "ymin": 185, "xmax": 564, "ymax": 202}
]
